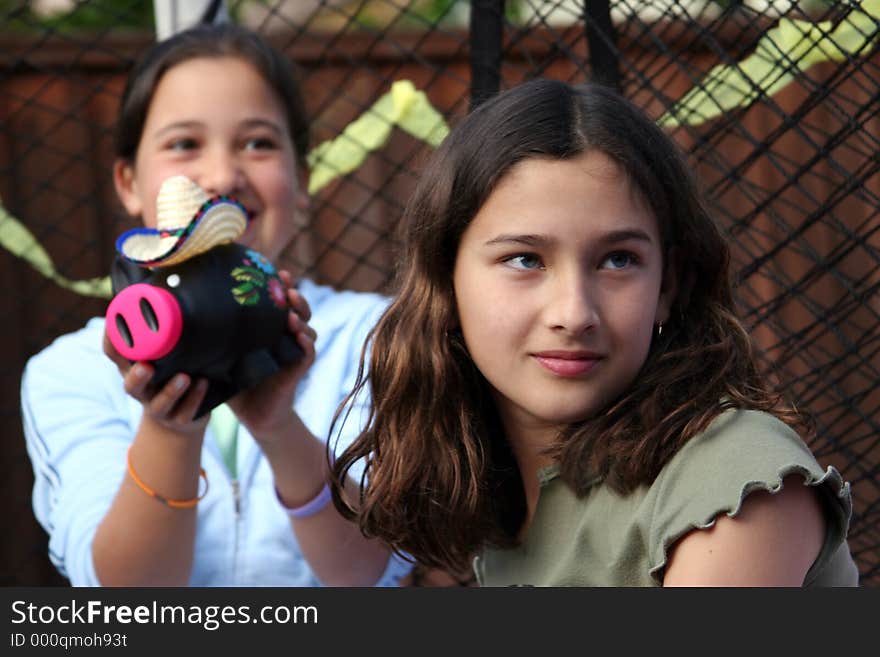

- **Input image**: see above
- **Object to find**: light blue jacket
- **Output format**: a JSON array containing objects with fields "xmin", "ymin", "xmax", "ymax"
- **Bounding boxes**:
[{"xmin": 21, "ymin": 279, "xmax": 411, "ymax": 586}]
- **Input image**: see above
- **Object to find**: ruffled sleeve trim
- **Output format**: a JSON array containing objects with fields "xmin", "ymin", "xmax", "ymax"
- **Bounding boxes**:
[{"xmin": 645, "ymin": 410, "xmax": 853, "ymax": 586}]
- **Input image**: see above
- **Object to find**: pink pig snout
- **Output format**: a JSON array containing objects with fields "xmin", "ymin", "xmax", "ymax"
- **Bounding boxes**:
[{"xmin": 105, "ymin": 283, "xmax": 183, "ymax": 361}]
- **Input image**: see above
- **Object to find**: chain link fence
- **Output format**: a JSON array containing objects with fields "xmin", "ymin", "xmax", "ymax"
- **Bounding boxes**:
[{"xmin": 1, "ymin": 0, "xmax": 877, "ymax": 586}]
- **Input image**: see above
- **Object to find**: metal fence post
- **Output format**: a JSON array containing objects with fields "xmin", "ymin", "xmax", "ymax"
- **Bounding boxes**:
[
  {"xmin": 469, "ymin": 0, "xmax": 505, "ymax": 110},
  {"xmin": 584, "ymin": 0, "xmax": 620, "ymax": 90}
]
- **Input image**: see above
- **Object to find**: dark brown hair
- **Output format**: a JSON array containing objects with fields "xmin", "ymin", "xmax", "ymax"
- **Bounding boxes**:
[
  {"xmin": 331, "ymin": 79, "xmax": 805, "ymax": 573},
  {"xmin": 114, "ymin": 23, "xmax": 309, "ymax": 165}
]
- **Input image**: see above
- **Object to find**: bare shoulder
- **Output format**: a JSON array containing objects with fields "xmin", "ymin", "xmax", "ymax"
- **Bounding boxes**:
[{"xmin": 663, "ymin": 473, "xmax": 825, "ymax": 586}]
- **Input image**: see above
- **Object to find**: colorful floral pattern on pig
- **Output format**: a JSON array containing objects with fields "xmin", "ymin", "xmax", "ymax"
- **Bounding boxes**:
[{"xmin": 230, "ymin": 249, "xmax": 286, "ymax": 308}]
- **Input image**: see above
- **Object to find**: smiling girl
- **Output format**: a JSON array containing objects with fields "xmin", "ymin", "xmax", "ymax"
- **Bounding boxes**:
[
  {"xmin": 21, "ymin": 24, "xmax": 407, "ymax": 587},
  {"xmin": 330, "ymin": 79, "xmax": 859, "ymax": 586}
]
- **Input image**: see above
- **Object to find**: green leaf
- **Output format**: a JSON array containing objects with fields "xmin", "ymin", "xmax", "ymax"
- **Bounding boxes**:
[
  {"xmin": 232, "ymin": 282, "xmax": 260, "ymax": 306},
  {"xmin": 231, "ymin": 266, "xmax": 266, "ymax": 285}
]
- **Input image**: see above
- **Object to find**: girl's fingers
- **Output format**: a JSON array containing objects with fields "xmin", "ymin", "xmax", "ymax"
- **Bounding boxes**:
[
  {"xmin": 286, "ymin": 287, "xmax": 312, "ymax": 322},
  {"xmin": 169, "ymin": 378, "xmax": 210, "ymax": 423},
  {"xmin": 146, "ymin": 373, "xmax": 192, "ymax": 417},
  {"xmin": 295, "ymin": 326, "xmax": 317, "ymax": 367},
  {"xmin": 288, "ymin": 310, "xmax": 317, "ymax": 343},
  {"xmin": 283, "ymin": 309, "xmax": 316, "ymax": 371},
  {"xmin": 121, "ymin": 363, "xmax": 200, "ymax": 423},
  {"xmin": 123, "ymin": 364, "xmax": 208, "ymax": 429},
  {"xmin": 277, "ymin": 269, "xmax": 311, "ymax": 321},
  {"xmin": 122, "ymin": 362, "xmax": 155, "ymax": 400}
]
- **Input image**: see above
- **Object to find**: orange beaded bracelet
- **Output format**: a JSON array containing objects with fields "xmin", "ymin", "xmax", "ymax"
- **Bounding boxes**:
[{"xmin": 126, "ymin": 446, "xmax": 208, "ymax": 509}]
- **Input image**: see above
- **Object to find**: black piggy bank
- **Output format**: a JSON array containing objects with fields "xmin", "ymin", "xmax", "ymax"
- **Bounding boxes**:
[{"xmin": 105, "ymin": 242, "xmax": 303, "ymax": 418}]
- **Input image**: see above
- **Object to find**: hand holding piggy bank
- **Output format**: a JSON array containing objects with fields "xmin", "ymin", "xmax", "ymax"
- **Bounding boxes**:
[{"xmin": 105, "ymin": 176, "xmax": 303, "ymax": 419}]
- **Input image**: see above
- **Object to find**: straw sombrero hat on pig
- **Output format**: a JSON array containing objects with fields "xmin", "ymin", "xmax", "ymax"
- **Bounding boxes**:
[{"xmin": 116, "ymin": 175, "xmax": 250, "ymax": 267}]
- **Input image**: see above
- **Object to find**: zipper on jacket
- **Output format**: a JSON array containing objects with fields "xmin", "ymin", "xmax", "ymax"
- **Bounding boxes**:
[
  {"xmin": 231, "ymin": 478, "xmax": 241, "ymax": 582},
  {"xmin": 231, "ymin": 479, "xmax": 241, "ymax": 515}
]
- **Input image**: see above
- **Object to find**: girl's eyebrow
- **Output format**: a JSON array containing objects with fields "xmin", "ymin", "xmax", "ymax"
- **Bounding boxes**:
[
  {"xmin": 484, "ymin": 234, "xmax": 553, "ymax": 247},
  {"xmin": 598, "ymin": 229, "xmax": 654, "ymax": 245},
  {"xmin": 240, "ymin": 118, "xmax": 285, "ymax": 135},
  {"xmin": 483, "ymin": 229, "xmax": 653, "ymax": 248},
  {"xmin": 152, "ymin": 120, "xmax": 203, "ymax": 139}
]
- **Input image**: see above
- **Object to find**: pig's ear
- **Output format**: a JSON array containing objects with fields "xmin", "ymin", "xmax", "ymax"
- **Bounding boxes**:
[
  {"xmin": 110, "ymin": 256, "xmax": 149, "ymax": 294},
  {"xmin": 113, "ymin": 159, "xmax": 143, "ymax": 218}
]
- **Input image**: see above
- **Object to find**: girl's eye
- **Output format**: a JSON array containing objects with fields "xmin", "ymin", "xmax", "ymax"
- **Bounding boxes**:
[
  {"xmin": 503, "ymin": 253, "xmax": 544, "ymax": 270},
  {"xmin": 243, "ymin": 137, "xmax": 278, "ymax": 151},
  {"xmin": 601, "ymin": 251, "xmax": 638, "ymax": 270},
  {"xmin": 167, "ymin": 138, "xmax": 198, "ymax": 152}
]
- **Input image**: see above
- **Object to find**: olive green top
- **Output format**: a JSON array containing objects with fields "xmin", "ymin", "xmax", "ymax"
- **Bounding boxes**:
[{"xmin": 474, "ymin": 410, "xmax": 859, "ymax": 587}]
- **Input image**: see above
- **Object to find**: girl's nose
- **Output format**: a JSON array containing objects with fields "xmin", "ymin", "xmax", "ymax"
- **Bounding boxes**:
[
  {"xmin": 547, "ymin": 271, "xmax": 598, "ymax": 336},
  {"xmin": 199, "ymin": 149, "xmax": 244, "ymax": 197}
]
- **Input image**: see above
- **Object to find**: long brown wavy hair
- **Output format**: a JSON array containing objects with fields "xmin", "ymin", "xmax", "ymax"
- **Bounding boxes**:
[{"xmin": 329, "ymin": 79, "xmax": 808, "ymax": 573}]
